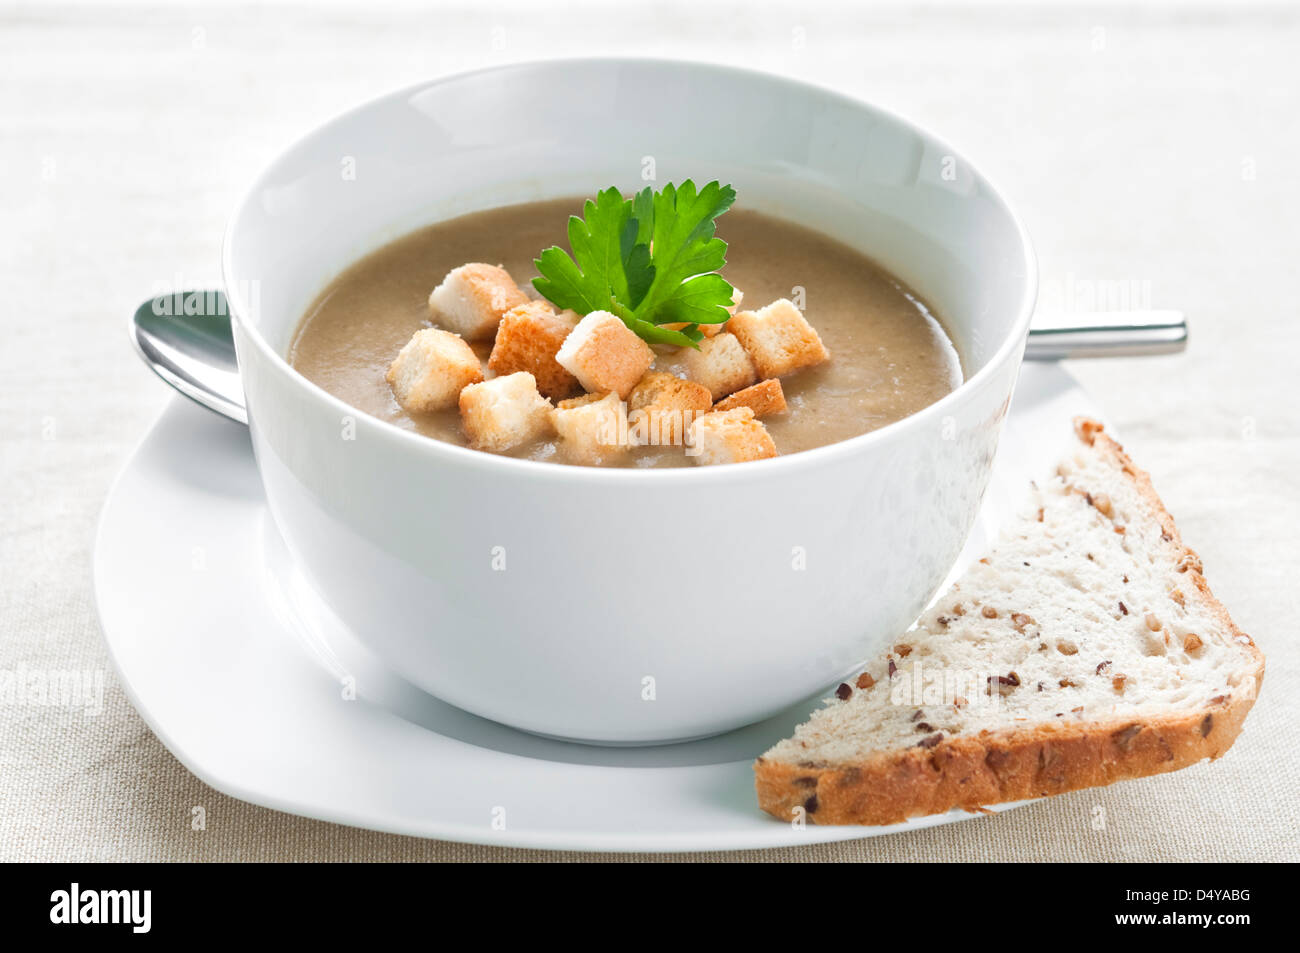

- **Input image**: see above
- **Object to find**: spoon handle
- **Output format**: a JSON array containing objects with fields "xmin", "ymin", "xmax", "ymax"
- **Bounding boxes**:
[{"xmin": 1025, "ymin": 310, "xmax": 1187, "ymax": 360}]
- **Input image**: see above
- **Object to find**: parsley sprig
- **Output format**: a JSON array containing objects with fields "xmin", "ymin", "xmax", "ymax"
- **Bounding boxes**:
[{"xmin": 533, "ymin": 180, "xmax": 737, "ymax": 347}]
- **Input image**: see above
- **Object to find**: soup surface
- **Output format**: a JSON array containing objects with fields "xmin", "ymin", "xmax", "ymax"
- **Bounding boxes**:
[{"xmin": 289, "ymin": 199, "xmax": 962, "ymax": 467}]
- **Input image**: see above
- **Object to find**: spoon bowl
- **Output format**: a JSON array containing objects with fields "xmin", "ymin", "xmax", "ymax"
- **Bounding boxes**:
[{"xmin": 131, "ymin": 292, "xmax": 247, "ymax": 424}]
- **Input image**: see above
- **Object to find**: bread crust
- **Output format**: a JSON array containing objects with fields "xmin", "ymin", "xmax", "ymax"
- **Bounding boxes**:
[
  {"xmin": 689, "ymin": 407, "xmax": 777, "ymax": 465},
  {"xmin": 713, "ymin": 378, "xmax": 786, "ymax": 417},
  {"xmin": 554, "ymin": 310, "xmax": 655, "ymax": 399},
  {"xmin": 754, "ymin": 418, "xmax": 1265, "ymax": 825},
  {"xmin": 488, "ymin": 300, "xmax": 581, "ymax": 401}
]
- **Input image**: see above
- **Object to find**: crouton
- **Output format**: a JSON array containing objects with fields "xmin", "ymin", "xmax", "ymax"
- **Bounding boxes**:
[
  {"xmin": 386, "ymin": 328, "xmax": 484, "ymax": 413},
  {"xmin": 551, "ymin": 391, "xmax": 629, "ymax": 466},
  {"xmin": 627, "ymin": 371, "xmax": 713, "ymax": 447},
  {"xmin": 713, "ymin": 378, "xmax": 787, "ymax": 418},
  {"xmin": 681, "ymin": 331, "xmax": 759, "ymax": 401},
  {"xmin": 428, "ymin": 263, "xmax": 530, "ymax": 340},
  {"xmin": 555, "ymin": 310, "xmax": 655, "ymax": 399},
  {"xmin": 628, "ymin": 372, "xmax": 713, "ymax": 415},
  {"xmin": 688, "ymin": 407, "xmax": 778, "ymax": 466},
  {"xmin": 487, "ymin": 300, "xmax": 582, "ymax": 400},
  {"xmin": 458, "ymin": 372, "xmax": 553, "ymax": 453},
  {"xmin": 727, "ymin": 298, "xmax": 829, "ymax": 378},
  {"xmin": 556, "ymin": 392, "xmax": 606, "ymax": 410}
]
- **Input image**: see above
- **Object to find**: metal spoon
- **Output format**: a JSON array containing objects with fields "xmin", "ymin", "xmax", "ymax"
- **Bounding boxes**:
[
  {"xmin": 130, "ymin": 290, "xmax": 1187, "ymax": 425},
  {"xmin": 130, "ymin": 292, "xmax": 246, "ymax": 424}
]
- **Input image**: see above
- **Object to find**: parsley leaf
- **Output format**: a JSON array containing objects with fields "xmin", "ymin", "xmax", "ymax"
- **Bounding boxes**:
[
  {"xmin": 532, "ymin": 180, "xmax": 736, "ymax": 348},
  {"xmin": 632, "ymin": 180, "xmax": 736, "ymax": 327},
  {"xmin": 532, "ymin": 187, "xmax": 633, "ymax": 315}
]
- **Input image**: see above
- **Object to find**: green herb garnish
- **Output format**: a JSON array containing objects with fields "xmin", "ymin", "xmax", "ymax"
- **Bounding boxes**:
[{"xmin": 533, "ymin": 180, "xmax": 737, "ymax": 348}]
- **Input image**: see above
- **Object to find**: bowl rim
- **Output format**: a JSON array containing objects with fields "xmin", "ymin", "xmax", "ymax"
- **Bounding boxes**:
[{"xmin": 222, "ymin": 56, "xmax": 1037, "ymax": 486}]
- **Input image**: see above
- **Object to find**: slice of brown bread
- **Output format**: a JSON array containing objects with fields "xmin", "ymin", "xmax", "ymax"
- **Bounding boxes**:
[{"xmin": 755, "ymin": 418, "xmax": 1264, "ymax": 825}]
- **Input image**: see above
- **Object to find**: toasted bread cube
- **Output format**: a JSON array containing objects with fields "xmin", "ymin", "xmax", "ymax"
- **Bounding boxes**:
[
  {"xmin": 627, "ymin": 371, "xmax": 713, "ymax": 447},
  {"xmin": 681, "ymin": 331, "xmax": 758, "ymax": 401},
  {"xmin": 727, "ymin": 298, "xmax": 829, "ymax": 378},
  {"xmin": 488, "ymin": 300, "xmax": 582, "ymax": 400},
  {"xmin": 386, "ymin": 328, "xmax": 484, "ymax": 413},
  {"xmin": 458, "ymin": 372, "xmax": 553, "ymax": 453},
  {"xmin": 555, "ymin": 310, "xmax": 654, "ymax": 399},
  {"xmin": 551, "ymin": 391, "xmax": 629, "ymax": 466},
  {"xmin": 428, "ymin": 263, "xmax": 530, "ymax": 340},
  {"xmin": 628, "ymin": 371, "xmax": 714, "ymax": 415},
  {"xmin": 556, "ymin": 392, "xmax": 606, "ymax": 410},
  {"xmin": 688, "ymin": 407, "xmax": 778, "ymax": 466},
  {"xmin": 712, "ymin": 378, "xmax": 787, "ymax": 418}
]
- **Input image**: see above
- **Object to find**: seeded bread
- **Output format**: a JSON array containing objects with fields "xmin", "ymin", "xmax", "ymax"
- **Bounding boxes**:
[{"xmin": 755, "ymin": 418, "xmax": 1264, "ymax": 825}]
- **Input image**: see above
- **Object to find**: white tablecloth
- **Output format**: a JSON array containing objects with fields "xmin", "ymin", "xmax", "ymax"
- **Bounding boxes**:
[{"xmin": 2, "ymin": 0, "xmax": 1296, "ymax": 861}]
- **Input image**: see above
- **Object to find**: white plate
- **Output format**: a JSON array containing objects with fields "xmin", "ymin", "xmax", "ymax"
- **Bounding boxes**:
[{"xmin": 94, "ymin": 362, "xmax": 1100, "ymax": 852}]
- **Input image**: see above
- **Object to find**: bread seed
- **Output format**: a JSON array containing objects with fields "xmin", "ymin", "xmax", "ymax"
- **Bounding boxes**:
[
  {"xmin": 835, "ymin": 683, "xmax": 852, "ymax": 700},
  {"xmin": 855, "ymin": 672, "xmax": 875, "ymax": 690},
  {"xmin": 1184, "ymin": 633, "xmax": 1203, "ymax": 653},
  {"xmin": 988, "ymin": 672, "xmax": 1020, "ymax": 695},
  {"xmin": 981, "ymin": 606, "xmax": 998, "ymax": 619},
  {"xmin": 1112, "ymin": 724, "xmax": 1142, "ymax": 751}
]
